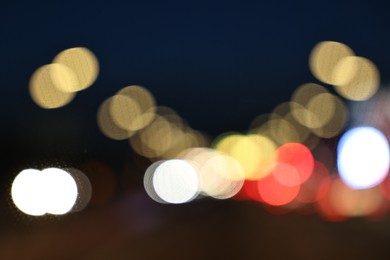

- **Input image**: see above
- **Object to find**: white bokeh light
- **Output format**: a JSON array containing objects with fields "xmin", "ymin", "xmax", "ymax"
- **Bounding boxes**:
[
  {"xmin": 337, "ymin": 126, "xmax": 390, "ymax": 189},
  {"xmin": 43, "ymin": 168, "xmax": 78, "ymax": 215},
  {"xmin": 11, "ymin": 168, "xmax": 79, "ymax": 216},
  {"xmin": 144, "ymin": 160, "xmax": 167, "ymax": 204},
  {"xmin": 152, "ymin": 159, "xmax": 199, "ymax": 204},
  {"xmin": 11, "ymin": 169, "xmax": 47, "ymax": 216}
]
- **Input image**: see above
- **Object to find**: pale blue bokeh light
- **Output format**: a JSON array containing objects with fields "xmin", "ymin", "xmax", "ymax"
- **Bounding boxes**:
[{"xmin": 337, "ymin": 126, "xmax": 390, "ymax": 189}]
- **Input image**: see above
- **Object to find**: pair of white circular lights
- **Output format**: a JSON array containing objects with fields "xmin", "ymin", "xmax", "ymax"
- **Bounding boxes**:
[{"xmin": 11, "ymin": 168, "xmax": 83, "ymax": 216}]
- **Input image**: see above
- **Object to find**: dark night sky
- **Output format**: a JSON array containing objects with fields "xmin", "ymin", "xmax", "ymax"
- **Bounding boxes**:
[{"xmin": 1, "ymin": 0, "xmax": 390, "ymax": 134}]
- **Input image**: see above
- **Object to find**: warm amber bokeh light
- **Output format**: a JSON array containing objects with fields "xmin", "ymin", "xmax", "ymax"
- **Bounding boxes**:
[
  {"xmin": 309, "ymin": 41, "xmax": 354, "ymax": 84},
  {"xmin": 53, "ymin": 47, "xmax": 99, "ymax": 92},
  {"xmin": 29, "ymin": 64, "xmax": 76, "ymax": 109}
]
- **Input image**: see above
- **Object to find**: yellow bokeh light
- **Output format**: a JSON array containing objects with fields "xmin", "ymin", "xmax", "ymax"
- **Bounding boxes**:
[
  {"xmin": 333, "ymin": 56, "xmax": 380, "ymax": 101},
  {"xmin": 305, "ymin": 93, "xmax": 336, "ymax": 128},
  {"xmin": 130, "ymin": 133, "xmax": 159, "ymax": 158},
  {"xmin": 214, "ymin": 133, "xmax": 276, "ymax": 180},
  {"xmin": 268, "ymin": 102, "xmax": 318, "ymax": 146},
  {"xmin": 98, "ymin": 86, "xmax": 157, "ymax": 140},
  {"xmin": 229, "ymin": 136, "xmax": 263, "ymax": 178},
  {"xmin": 267, "ymin": 117, "xmax": 301, "ymax": 145},
  {"xmin": 311, "ymin": 95, "xmax": 348, "ymax": 138},
  {"xmin": 291, "ymin": 83, "xmax": 328, "ymax": 107},
  {"xmin": 140, "ymin": 116, "xmax": 174, "ymax": 150},
  {"xmin": 130, "ymin": 115, "xmax": 183, "ymax": 159},
  {"xmin": 283, "ymin": 112, "xmax": 317, "ymax": 148},
  {"xmin": 29, "ymin": 64, "xmax": 76, "ymax": 109},
  {"xmin": 290, "ymin": 83, "xmax": 338, "ymax": 130},
  {"xmin": 53, "ymin": 47, "xmax": 99, "ymax": 92},
  {"xmin": 247, "ymin": 134, "xmax": 277, "ymax": 178},
  {"xmin": 97, "ymin": 97, "xmax": 135, "ymax": 140},
  {"xmin": 309, "ymin": 41, "xmax": 354, "ymax": 84},
  {"xmin": 109, "ymin": 94, "xmax": 143, "ymax": 131},
  {"xmin": 133, "ymin": 108, "xmax": 207, "ymax": 160},
  {"xmin": 49, "ymin": 63, "xmax": 80, "ymax": 92},
  {"xmin": 160, "ymin": 129, "xmax": 203, "ymax": 159},
  {"xmin": 117, "ymin": 85, "xmax": 156, "ymax": 130},
  {"xmin": 213, "ymin": 133, "xmax": 242, "ymax": 152}
]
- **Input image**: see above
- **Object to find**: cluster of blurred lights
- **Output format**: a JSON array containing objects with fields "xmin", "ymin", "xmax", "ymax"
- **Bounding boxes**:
[
  {"xmin": 139, "ymin": 41, "xmax": 390, "ymax": 221},
  {"xmin": 25, "ymin": 41, "xmax": 390, "ymax": 221},
  {"xmin": 97, "ymin": 85, "xmax": 210, "ymax": 159},
  {"xmin": 11, "ymin": 167, "xmax": 92, "ymax": 216},
  {"xmin": 310, "ymin": 41, "xmax": 380, "ymax": 101},
  {"xmin": 29, "ymin": 47, "xmax": 99, "ymax": 108}
]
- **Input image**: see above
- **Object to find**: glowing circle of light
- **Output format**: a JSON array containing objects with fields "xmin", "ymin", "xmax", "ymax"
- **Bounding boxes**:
[
  {"xmin": 152, "ymin": 159, "xmax": 199, "ymax": 204},
  {"xmin": 11, "ymin": 169, "xmax": 47, "ymax": 216},
  {"xmin": 97, "ymin": 97, "xmax": 135, "ymax": 140},
  {"xmin": 257, "ymin": 173, "xmax": 300, "ymax": 206},
  {"xmin": 332, "ymin": 56, "xmax": 380, "ymax": 101},
  {"xmin": 53, "ymin": 47, "xmax": 99, "ymax": 92},
  {"xmin": 117, "ymin": 85, "xmax": 157, "ymax": 131},
  {"xmin": 42, "ymin": 168, "xmax": 78, "ymax": 215},
  {"xmin": 276, "ymin": 143, "xmax": 314, "ymax": 185},
  {"xmin": 109, "ymin": 94, "xmax": 143, "ymax": 131},
  {"xmin": 29, "ymin": 64, "xmax": 76, "ymax": 109},
  {"xmin": 199, "ymin": 153, "xmax": 245, "ymax": 199},
  {"xmin": 272, "ymin": 162, "xmax": 301, "ymax": 187},
  {"xmin": 309, "ymin": 41, "xmax": 354, "ymax": 84},
  {"xmin": 144, "ymin": 161, "xmax": 167, "ymax": 204},
  {"xmin": 337, "ymin": 126, "xmax": 390, "ymax": 189}
]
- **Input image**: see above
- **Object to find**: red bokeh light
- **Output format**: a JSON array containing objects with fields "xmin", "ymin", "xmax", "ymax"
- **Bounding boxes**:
[
  {"xmin": 275, "ymin": 143, "xmax": 314, "ymax": 186},
  {"xmin": 234, "ymin": 180, "xmax": 263, "ymax": 202},
  {"xmin": 257, "ymin": 173, "xmax": 300, "ymax": 206}
]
